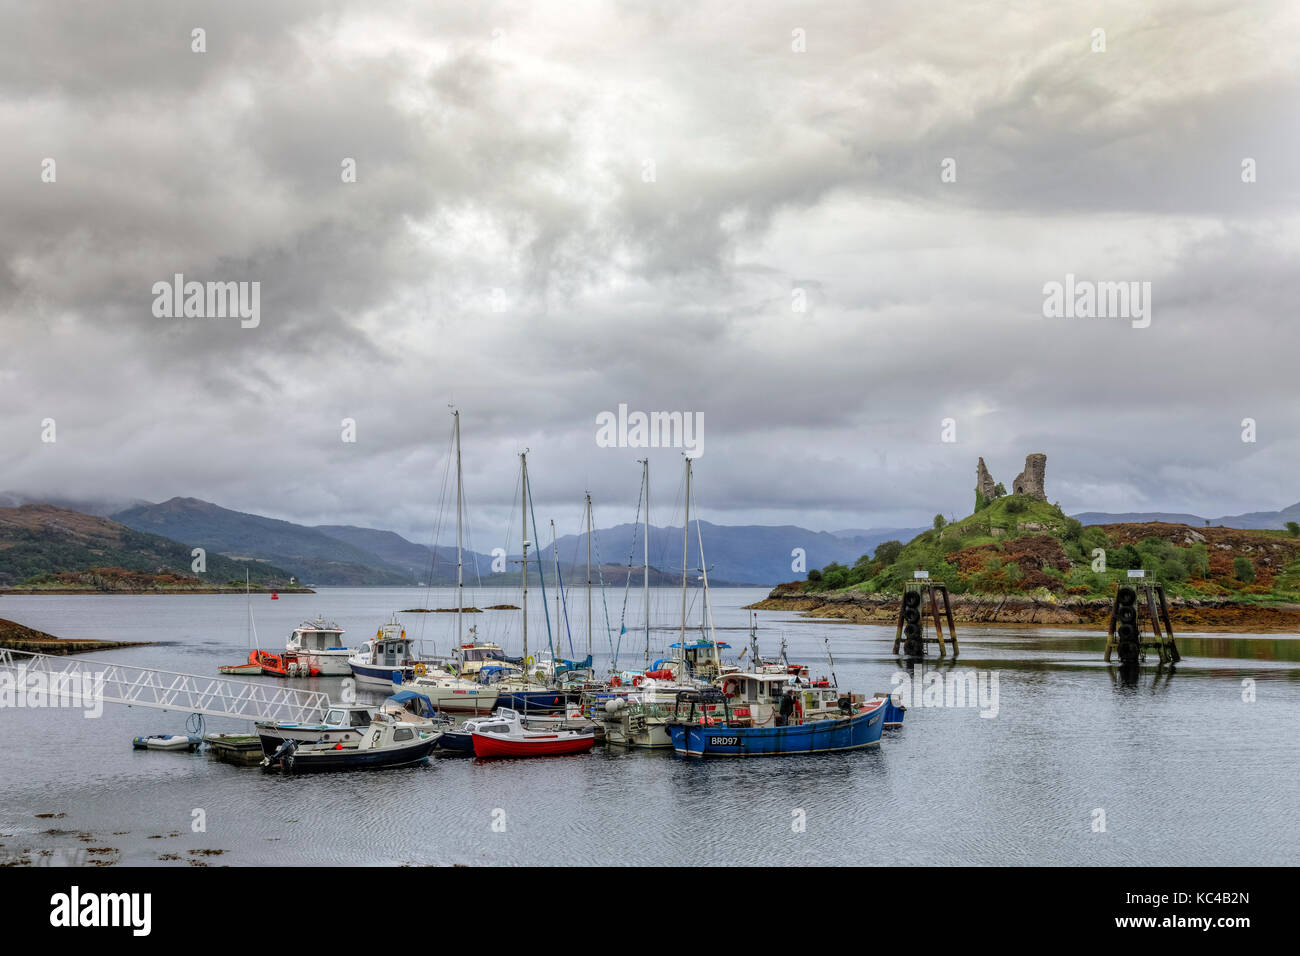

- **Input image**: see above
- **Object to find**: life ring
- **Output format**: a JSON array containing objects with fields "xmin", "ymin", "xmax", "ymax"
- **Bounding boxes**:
[
  {"xmin": 413, "ymin": 663, "xmax": 426, "ymax": 677},
  {"xmin": 632, "ymin": 675, "xmax": 644, "ymax": 687},
  {"xmin": 526, "ymin": 656, "xmax": 535, "ymax": 667},
  {"xmin": 610, "ymin": 676, "xmax": 622, "ymax": 688},
  {"xmin": 721, "ymin": 679, "xmax": 739, "ymax": 699}
]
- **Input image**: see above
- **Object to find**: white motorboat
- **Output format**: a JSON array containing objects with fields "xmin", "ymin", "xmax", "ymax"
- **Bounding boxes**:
[
  {"xmin": 254, "ymin": 703, "xmax": 374, "ymax": 751},
  {"xmin": 286, "ymin": 617, "xmax": 351, "ymax": 676}
]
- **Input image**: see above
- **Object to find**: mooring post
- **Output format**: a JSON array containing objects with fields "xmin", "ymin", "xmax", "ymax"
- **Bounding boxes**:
[
  {"xmin": 1156, "ymin": 585, "xmax": 1180, "ymax": 663},
  {"xmin": 928, "ymin": 585, "xmax": 947, "ymax": 657},
  {"xmin": 941, "ymin": 585, "xmax": 959, "ymax": 656}
]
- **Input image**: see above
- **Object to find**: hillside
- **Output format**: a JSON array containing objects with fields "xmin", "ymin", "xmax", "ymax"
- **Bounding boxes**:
[
  {"xmin": 779, "ymin": 494, "xmax": 1300, "ymax": 607},
  {"xmin": 112, "ymin": 498, "xmax": 417, "ymax": 586},
  {"xmin": 0, "ymin": 505, "xmax": 298, "ymax": 590}
]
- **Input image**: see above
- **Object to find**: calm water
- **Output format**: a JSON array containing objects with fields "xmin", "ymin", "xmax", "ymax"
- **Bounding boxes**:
[{"xmin": 1, "ymin": 587, "xmax": 1297, "ymax": 866}]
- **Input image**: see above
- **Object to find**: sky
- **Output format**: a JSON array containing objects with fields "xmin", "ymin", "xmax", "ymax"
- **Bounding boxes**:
[{"xmin": 2, "ymin": 0, "xmax": 1298, "ymax": 545}]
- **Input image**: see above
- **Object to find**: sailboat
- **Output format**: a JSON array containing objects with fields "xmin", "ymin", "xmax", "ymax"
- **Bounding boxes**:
[
  {"xmin": 600, "ymin": 457, "xmax": 728, "ymax": 748},
  {"xmin": 219, "ymin": 571, "xmax": 271, "ymax": 675},
  {"xmin": 483, "ymin": 452, "xmax": 574, "ymax": 712},
  {"xmin": 407, "ymin": 409, "xmax": 501, "ymax": 714}
]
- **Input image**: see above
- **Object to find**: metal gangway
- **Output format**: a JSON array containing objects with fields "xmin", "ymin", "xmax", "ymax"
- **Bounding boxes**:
[{"xmin": 0, "ymin": 649, "xmax": 329, "ymax": 724}]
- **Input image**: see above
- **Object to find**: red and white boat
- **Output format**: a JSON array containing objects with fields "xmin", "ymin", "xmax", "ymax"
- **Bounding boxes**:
[{"xmin": 469, "ymin": 708, "xmax": 595, "ymax": 759}]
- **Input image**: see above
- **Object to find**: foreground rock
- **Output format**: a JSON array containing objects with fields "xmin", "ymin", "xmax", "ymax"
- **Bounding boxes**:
[
  {"xmin": 0, "ymin": 618, "xmax": 151, "ymax": 654},
  {"xmin": 748, "ymin": 587, "xmax": 1300, "ymax": 631}
]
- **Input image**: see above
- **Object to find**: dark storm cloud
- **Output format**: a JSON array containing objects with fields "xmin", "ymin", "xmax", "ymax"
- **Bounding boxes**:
[{"xmin": 1, "ymin": 0, "xmax": 1297, "ymax": 542}]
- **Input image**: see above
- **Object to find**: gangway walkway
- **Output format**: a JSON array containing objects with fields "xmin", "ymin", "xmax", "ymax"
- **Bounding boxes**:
[{"xmin": 0, "ymin": 649, "xmax": 329, "ymax": 724}]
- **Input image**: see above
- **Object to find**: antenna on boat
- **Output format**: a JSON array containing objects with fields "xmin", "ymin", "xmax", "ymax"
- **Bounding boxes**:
[{"xmin": 823, "ymin": 636, "xmax": 839, "ymax": 689}]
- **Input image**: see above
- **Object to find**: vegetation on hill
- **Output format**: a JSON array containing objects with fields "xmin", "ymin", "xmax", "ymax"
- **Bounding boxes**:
[
  {"xmin": 0, "ymin": 505, "xmax": 298, "ymax": 589},
  {"xmin": 800, "ymin": 495, "xmax": 1300, "ymax": 602}
]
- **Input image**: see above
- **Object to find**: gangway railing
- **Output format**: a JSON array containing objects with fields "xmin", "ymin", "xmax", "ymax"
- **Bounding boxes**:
[{"xmin": 0, "ymin": 649, "xmax": 330, "ymax": 724}]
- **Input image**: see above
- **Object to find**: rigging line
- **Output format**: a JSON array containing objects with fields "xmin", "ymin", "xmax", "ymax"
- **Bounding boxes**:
[
  {"xmin": 589, "ymin": 509, "xmax": 615, "ymax": 662},
  {"xmin": 524, "ymin": 468, "xmax": 554, "ymax": 658},
  {"xmin": 552, "ymin": 538, "xmax": 576, "ymax": 658},
  {"xmin": 417, "ymin": 420, "xmax": 457, "ymax": 649},
  {"xmin": 615, "ymin": 467, "xmax": 646, "ymax": 671}
]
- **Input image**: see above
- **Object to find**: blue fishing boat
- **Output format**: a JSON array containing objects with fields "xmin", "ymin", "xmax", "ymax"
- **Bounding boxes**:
[{"xmin": 665, "ymin": 674, "xmax": 889, "ymax": 757}]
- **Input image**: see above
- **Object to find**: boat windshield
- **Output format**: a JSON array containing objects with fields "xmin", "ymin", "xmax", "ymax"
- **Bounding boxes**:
[
  {"xmin": 349, "ymin": 711, "xmax": 370, "ymax": 727},
  {"xmin": 325, "ymin": 709, "xmax": 345, "ymax": 725}
]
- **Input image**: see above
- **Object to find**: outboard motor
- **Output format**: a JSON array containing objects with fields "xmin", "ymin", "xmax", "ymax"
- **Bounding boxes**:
[{"xmin": 267, "ymin": 738, "xmax": 299, "ymax": 773}]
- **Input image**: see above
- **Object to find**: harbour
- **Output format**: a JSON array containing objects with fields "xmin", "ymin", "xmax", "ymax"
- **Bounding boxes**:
[{"xmin": 1, "ymin": 585, "xmax": 1296, "ymax": 866}]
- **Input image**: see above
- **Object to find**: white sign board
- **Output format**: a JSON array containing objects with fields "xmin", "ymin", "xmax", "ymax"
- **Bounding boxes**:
[
  {"xmin": 1126, "ymin": 569, "xmax": 1145, "ymax": 578},
  {"xmin": 913, "ymin": 570, "xmax": 930, "ymax": 579}
]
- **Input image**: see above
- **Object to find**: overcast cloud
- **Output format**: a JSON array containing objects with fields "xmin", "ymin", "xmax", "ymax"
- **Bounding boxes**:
[{"xmin": 2, "ymin": 0, "xmax": 1298, "ymax": 546}]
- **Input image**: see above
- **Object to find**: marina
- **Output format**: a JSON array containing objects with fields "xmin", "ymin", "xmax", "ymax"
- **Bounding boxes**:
[{"xmin": 0, "ymin": 585, "xmax": 1296, "ymax": 866}]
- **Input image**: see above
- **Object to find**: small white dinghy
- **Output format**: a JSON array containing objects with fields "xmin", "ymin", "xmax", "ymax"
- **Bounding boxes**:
[{"xmin": 132, "ymin": 734, "xmax": 202, "ymax": 752}]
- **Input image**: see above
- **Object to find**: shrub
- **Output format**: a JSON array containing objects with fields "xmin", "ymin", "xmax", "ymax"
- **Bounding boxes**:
[
  {"xmin": 1233, "ymin": 557, "xmax": 1255, "ymax": 583},
  {"xmin": 873, "ymin": 540, "xmax": 904, "ymax": 565}
]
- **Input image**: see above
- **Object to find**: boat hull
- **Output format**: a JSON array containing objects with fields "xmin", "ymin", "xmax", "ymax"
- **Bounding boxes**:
[
  {"xmin": 471, "ymin": 732, "xmax": 594, "ymax": 759},
  {"xmin": 290, "ymin": 651, "xmax": 352, "ymax": 676},
  {"xmin": 350, "ymin": 662, "xmax": 415, "ymax": 687},
  {"xmin": 255, "ymin": 726, "xmax": 364, "ymax": 751},
  {"xmin": 266, "ymin": 737, "xmax": 437, "ymax": 773},
  {"xmin": 667, "ymin": 700, "xmax": 886, "ymax": 757},
  {"xmin": 494, "ymin": 688, "xmax": 572, "ymax": 713}
]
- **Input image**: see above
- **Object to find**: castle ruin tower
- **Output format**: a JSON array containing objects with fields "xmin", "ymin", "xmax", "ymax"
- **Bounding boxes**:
[{"xmin": 1012, "ymin": 454, "xmax": 1047, "ymax": 500}]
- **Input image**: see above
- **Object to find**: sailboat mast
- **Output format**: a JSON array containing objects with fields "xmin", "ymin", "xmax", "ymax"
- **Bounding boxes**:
[
  {"xmin": 679, "ymin": 457, "xmax": 691, "ymax": 646},
  {"xmin": 520, "ymin": 452, "xmax": 529, "ymax": 665},
  {"xmin": 585, "ymin": 492, "xmax": 593, "ymax": 663},
  {"xmin": 643, "ymin": 459, "xmax": 650, "ymax": 665},
  {"xmin": 454, "ymin": 409, "xmax": 463, "ymax": 646}
]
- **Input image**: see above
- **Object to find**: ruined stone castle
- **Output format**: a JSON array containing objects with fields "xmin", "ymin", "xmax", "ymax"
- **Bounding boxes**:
[{"xmin": 976, "ymin": 453, "xmax": 1047, "ymax": 504}]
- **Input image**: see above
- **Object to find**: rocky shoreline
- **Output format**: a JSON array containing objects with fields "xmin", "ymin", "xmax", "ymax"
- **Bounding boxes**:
[
  {"xmin": 747, "ymin": 587, "xmax": 1300, "ymax": 631},
  {"xmin": 0, "ymin": 618, "xmax": 152, "ymax": 654}
]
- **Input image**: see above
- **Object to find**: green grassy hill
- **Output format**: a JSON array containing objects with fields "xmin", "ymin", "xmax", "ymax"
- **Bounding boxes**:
[
  {"xmin": 802, "ymin": 495, "xmax": 1300, "ymax": 602},
  {"xmin": 0, "ymin": 505, "xmax": 297, "ymax": 589}
]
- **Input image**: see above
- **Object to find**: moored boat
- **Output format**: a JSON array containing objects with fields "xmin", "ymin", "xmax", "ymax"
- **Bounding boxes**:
[
  {"xmin": 665, "ymin": 675, "xmax": 889, "ymax": 757},
  {"xmin": 286, "ymin": 617, "xmax": 351, "ymax": 675},
  {"xmin": 132, "ymin": 734, "xmax": 202, "ymax": 752},
  {"xmin": 262, "ymin": 715, "xmax": 437, "ymax": 773},
  {"xmin": 348, "ymin": 617, "xmax": 422, "ymax": 687},
  {"xmin": 468, "ymin": 707, "xmax": 595, "ymax": 759},
  {"xmin": 255, "ymin": 703, "xmax": 374, "ymax": 752}
]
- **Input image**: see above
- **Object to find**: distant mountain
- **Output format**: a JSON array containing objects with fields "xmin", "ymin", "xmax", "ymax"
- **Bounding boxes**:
[
  {"xmin": 112, "ymin": 498, "xmax": 416, "ymax": 586},
  {"xmin": 0, "ymin": 504, "xmax": 294, "ymax": 588},
  {"xmin": 1073, "ymin": 510, "xmax": 1208, "ymax": 526},
  {"xmin": 1074, "ymin": 501, "xmax": 1300, "ymax": 530},
  {"xmin": 539, "ymin": 521, "xmax": 905, "ymax": 587}
]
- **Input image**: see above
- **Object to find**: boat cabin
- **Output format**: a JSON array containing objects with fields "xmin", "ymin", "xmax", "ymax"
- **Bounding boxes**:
[
  {"xmin": 320, "ymin": 705, "xmax": 375, "ymax": 730},
  {"xmin": 288, "ymin": 617, "xmax": 346, "ymax": 653},
  {"xmin": 358, "ymin": 622, "xmax": 415, "ymax": 669},
  {"xmin": 667, "ymin": 640, "xmax": 731, "ymax": 679}
]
